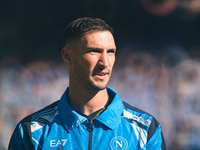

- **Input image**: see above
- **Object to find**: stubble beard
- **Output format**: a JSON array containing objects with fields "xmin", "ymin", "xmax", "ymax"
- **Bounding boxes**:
[
  {"xmin": 74, "ymin": 69, "xmax": 110, "ymax": 92},
  {"xmin": 84, "ymin": 78, "xmax": 108, "ymax": 91}
]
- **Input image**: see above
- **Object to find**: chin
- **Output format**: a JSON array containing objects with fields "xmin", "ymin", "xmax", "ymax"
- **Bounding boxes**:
[
  {"xmin": 85, "ymin": 81, "xmax": 107, "ymax": 91},
  {"xmin": 91, "ymin": 85, "xmax": 107, "ymax": 91},
  {"xmin": 94, "ymin": 81, "xmax": 108, "ymax": 90},
  {"xmin": 97, "ymin": 86, "xmax": 107, "ymax": 91}
]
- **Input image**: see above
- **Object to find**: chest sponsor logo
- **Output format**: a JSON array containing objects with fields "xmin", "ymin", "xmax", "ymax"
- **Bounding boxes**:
[
  {"xmin": 110, "ymin": 136, "xmax": 128, "ymax": 150},
  {"xmin": 50, "ymin": 139, "xmax": 67, "ymax": 147}
]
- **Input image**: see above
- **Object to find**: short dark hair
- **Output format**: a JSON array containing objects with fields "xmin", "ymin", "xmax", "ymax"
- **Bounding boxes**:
[{"xmin": 62, "ymin": 17, "xmax": 114, "ymax": 46}]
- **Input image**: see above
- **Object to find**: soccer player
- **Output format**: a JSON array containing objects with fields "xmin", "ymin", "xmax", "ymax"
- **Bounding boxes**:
[{"xmin": 8, "ymin": 17, "xmax": 166, "ymax": 150}]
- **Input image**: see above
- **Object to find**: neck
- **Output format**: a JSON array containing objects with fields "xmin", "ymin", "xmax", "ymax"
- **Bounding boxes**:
[{"xmin": 68, "ymin": 86, "xmax": 109, "ymax": 116}]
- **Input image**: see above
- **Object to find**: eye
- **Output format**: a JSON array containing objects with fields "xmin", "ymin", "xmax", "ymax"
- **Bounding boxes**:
[
  {"xmin": 88, "ymin": 49, "xmax": 101, "ymax": 54},
  {"xmin": 107, "ymin": 49, "xmax": 116, "ymax": 53},
  {"xmin": 91, "ymin": 49, "xmax": 99, "ymax": 53}
]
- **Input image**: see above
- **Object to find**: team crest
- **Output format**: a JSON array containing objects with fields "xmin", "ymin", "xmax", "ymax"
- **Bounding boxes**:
[{"xmin": 110, "ymin": 136, "xmax": 128, "ymax": 150}]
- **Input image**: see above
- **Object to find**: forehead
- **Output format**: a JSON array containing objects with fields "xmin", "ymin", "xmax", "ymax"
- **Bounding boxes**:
[{"xmin": 80, "ymin": 30, "xmax": 116, "ymax": 48}]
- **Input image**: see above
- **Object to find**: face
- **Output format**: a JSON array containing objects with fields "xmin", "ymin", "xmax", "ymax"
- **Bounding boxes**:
[{"xmin": 65, "ymin": 30, "xmax": 116, "ymax": 91}]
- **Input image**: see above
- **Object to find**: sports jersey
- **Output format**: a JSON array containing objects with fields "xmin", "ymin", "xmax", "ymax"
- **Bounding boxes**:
[{"xmin": 8, "ymin": 87, "xmax": 166, "ymax": 150}]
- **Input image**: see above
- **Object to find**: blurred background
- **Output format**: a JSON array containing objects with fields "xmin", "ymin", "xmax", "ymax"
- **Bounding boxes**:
[{"xmin": 1, "ymin": 0, "xmax": 200, "ymax": 149}]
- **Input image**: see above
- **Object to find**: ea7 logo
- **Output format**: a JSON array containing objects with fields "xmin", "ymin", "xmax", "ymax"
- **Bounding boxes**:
[
  {"xmin": 110, "ymin": 136, "xmax": 128, "ymax": 150},
  {"xmin": 50, "ymin": 139, "xmax": 67, "ymax": 147}
]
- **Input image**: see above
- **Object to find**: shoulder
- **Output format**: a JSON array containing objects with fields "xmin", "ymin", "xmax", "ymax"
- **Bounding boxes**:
[
  {"xmin": 8, "ymin": 101, "xmax": 60, "ymax": 149},
  {"xmin": 16, "ymin": 100, "xmax": 60, "ymax": 137},
  {"xmin": 122, "ymin": 101, "xmax": 162, "ymax": 141},
  {"xmin": 122, "ymin": 101, "xmax": 166, "ymax": 149},
  {"xmin": 21, "ymin": 100, "xmax": 59, "ymax": 125}
]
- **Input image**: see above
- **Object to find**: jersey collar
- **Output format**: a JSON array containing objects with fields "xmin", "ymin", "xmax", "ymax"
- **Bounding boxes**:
[
  {"xmin": 95, "ymin": 87, "xmax": 124, "ymax": 130},
  {"xmin": 58, "ymin": 87, "xmax": 124, "ymax": 132},
  {"xmin": 58, "ymin": 88, "xmax": 87, "ymax": 132}
]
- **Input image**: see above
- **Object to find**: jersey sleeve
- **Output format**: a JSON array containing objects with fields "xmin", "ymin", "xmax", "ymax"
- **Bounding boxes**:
[
  {"xmin": 146, "ymin": 118, "xmax": 166, "ymax": 150},
  {"xmin": 8, "ymin": 117, "xmax": 33, "ymax": 150}
]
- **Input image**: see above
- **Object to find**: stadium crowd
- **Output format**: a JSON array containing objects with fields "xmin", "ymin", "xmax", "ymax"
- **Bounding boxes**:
[{"xmin": 1, "ymin": 43, "xmax": 200, "ymax": 150}]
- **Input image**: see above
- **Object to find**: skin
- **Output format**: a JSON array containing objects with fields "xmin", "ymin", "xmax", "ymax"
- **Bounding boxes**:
[{"xmin": 61, "ymin": 30, "xmax": 116, "ymax": 115}]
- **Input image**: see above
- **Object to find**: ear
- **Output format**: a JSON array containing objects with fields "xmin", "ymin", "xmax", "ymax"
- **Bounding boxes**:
[{"xmin": 61, "ymin": 47, "xmax": 72, "ymax": 64}]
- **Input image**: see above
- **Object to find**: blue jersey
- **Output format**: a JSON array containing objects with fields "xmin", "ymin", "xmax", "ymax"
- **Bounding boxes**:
[{"xmin": 8, "ymin": 87, "xmax": 166, "ymax": 150}]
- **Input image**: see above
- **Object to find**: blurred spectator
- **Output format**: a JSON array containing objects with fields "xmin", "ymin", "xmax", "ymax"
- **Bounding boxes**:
[
  {"xmin": 169, "ymin": 59, "xmax": 200, "ymax": 149},
  {"xmin": 0, "ymin": 58, "xmax": 68, "ymax": 149}
]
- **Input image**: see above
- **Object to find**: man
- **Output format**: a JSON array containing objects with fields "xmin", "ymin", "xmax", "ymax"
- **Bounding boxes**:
[{"xmin": 8, "ymin": 17, "xmax": 166, "ymax": 150}]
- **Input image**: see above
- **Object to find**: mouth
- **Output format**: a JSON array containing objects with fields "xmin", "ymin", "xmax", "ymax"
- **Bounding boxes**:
[{"xmin": 92, "ymin": 71, "xmax": 109, "ymax": 80}]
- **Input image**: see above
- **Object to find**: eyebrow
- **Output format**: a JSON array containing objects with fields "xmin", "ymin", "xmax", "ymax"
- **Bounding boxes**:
[{"xmin": 86, "ymin": 47, "xmax": 116, "ymax": 50}]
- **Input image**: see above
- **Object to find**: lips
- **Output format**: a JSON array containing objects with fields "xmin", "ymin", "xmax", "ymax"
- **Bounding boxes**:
[
  {"xmin": 94, "ymin": 72, "xmax": 108, "ymax": 76},
  {"xmin": 93, "ymin": 71, "xmax": 109, "ymax": 80}
]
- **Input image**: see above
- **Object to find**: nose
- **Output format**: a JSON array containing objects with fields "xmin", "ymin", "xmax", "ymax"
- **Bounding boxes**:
[{"xmin": 98, "ymin": 52, "xmax": 108, "ymax": 68}]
